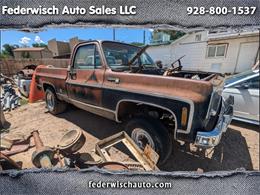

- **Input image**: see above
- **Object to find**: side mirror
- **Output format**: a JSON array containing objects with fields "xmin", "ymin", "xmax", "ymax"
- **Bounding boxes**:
[{"xmin": 155, "ymin": 60, "xmax": 163, "ymax": 68}]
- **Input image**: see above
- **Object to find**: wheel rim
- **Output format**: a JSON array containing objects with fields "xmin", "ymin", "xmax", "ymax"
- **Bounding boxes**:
[
  {"xmin": 46, "ymin": 92, "xmax": 54, "ymax": 111},
  {"xmin": 131, "ymin": 128, "xmax": 155, "ymax": 150}
]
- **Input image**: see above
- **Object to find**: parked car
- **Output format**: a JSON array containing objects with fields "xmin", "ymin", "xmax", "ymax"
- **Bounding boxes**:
[
  {"xmin": 35, "ymin": 41, "xmax": 234, "ymax": 164},
  {"xmin": 223, "ymin": 69, "xmax": 259, "ymax": 125},
  {"xmin": 16, "ymin": 64, "xmax": 37, "ymax": 97}
]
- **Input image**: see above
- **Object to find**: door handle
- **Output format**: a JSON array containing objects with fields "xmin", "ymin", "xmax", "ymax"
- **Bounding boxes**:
[{"xmin": 107, "ymin": 77, "xmax": 120, "ymax": 84}]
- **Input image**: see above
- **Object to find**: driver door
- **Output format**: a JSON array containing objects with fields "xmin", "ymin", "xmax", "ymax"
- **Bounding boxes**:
[{"xmin": 66, "ymin": 43, "xmax": 104, "ymax": 106}]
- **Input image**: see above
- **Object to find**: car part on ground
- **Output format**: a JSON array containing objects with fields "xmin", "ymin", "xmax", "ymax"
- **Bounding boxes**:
[
  {"xmin": 0, "ymin": 153, "xmax": 21, "ymax": 170},
  {"xmin": 2, "ymin": 132, "xmax": 31, "ymax": 144},
  {"xmin": 0, "ymin": 136, "xmax": 13, "ymax": 150},
  {"xmin": 31, "ymin": 130, "xmax": 54, "ymax": 168},
  {"xmin": 0, "ymin": 74, "xmax": 16, "ymax": 86},
  {"xmin": 1, "ymin": 128, "xmax": 161, "ymax": 172},
  {"xmin": 17, "ymin": 78, "xmax": 31, "ymax": 98},
  {"xmin": 98, "ymin": 161, "xmax": 129, "ymax": 171},
  {"xmin": 95, "ymin": 131, "xmax": 159, "ymax": 171},
  {"xmin": 1, "ymin": 143, "xmax": 31, "ymax": 156},
  {"xmin": 0, "ymin": 106, "xmax": 6, "ymax": 129},
  {"xmin": 57, "ymin": 129, "xmax": 86, "ymax": 155},
  {"xmin": 0, "ymin": 84, "xmax": 21, "ymax": 111}
]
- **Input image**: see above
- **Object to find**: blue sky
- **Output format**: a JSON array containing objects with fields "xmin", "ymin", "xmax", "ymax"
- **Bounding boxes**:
[{"xmin": 1, "ymin": 27, "xmax": 152, "ymax": 48}]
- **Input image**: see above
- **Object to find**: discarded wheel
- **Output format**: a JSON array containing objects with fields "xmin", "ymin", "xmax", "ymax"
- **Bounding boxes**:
[
  {"xmin": 58, "ymin": 129, "xmax": 86, "ymax": 155},
  {"xmin": 98, "ymin": 161, "xmax": 129, "ymax": 171}
]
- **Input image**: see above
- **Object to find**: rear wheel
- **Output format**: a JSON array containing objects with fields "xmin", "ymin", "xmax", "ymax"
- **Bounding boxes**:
[
  {"xmin": 125, "ymin": 117, "xmax": 172, "ymax": 165},
  {"xmin": 45, "ymin": 88, "xmax": 67, "ymax": 115}
]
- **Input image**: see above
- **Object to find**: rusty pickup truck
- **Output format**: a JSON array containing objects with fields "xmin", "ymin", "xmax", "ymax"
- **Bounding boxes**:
[{"xmin": 35, "ymin": 41, "xmax": 234, "ymax": 164}]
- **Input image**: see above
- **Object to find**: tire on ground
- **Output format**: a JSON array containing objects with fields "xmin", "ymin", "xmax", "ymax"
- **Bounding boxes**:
[
  {"xmin": 125, "ymin": 117, "xmax": 172, "ymax": 165},
  {"xmin": 45, "ymin": 88, "xmax": 67, "ymax": 115}
]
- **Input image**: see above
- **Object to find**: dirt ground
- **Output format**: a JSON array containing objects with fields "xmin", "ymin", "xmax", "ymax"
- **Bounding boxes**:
[{"xmin": 1, "ymin": 101, "xmax": 259, "ymax": 171}]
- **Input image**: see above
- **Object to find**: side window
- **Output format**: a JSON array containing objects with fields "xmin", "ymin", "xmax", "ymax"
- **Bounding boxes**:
[
  {"xmin": 95, "ymin": 49, "xmax": 102, "ymax": 69},
  {"xmin": 248, "ymin": 77, "xmax": 259, "ymax": 89},
  {"xmin": 73, "ymin": 44, "xmax": 102, "ymax": 69},
  {"xmin": 206, "ymin": 44, "xmax": 227, "ymax": 58}
]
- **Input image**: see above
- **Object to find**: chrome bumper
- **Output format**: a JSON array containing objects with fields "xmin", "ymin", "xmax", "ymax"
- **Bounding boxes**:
[{"xmin": 195, "ymin": 95, "xmax": 234, "ymax": 148}]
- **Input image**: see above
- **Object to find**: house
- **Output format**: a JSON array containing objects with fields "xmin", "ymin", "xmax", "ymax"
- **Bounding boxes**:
[
  {"xmin": 151, "ymin": 31, "xmax": 171, "ymax": 44},
  {"xmin": 48, "ymin": 39, "xmax": 71, "ymax": 58},
  {"xmin": 147, "ymin": 30, "xmax": 259, "ymax": 73},
  {"xmin": 47, "ymin": 37, "xmax": 85, "ymax": 58},
  {"xmin": 69, "ymin": 37, "xmax": 85, "ymax": 51},
  {"xmin": 13, "ymin": 47, "xmax": 53, "ymax": 59}
]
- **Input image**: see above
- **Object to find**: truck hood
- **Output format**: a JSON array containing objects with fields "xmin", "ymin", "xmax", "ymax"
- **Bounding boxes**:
[{"xmin": 105, "ymin": 70, "xmax": 213, "ymax": 103}]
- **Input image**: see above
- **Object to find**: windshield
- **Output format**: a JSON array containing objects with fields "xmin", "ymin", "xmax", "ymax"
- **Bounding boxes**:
[
  {"xmin": 225, "ymin": 69, "xmax": 259, "ymax": 85},
  {"xmin": 102, "ymin": 42, "xmax": 156, "ymax": 70}
]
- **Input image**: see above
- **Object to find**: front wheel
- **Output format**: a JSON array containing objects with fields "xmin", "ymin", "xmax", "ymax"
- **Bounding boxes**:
[
  {"xmin": 125, "ymin": 117, "xmax": 172, "ymax": 165},
  {"xmin": 45, "ymin": 88, "xmax": 67, "ymax": 115}
]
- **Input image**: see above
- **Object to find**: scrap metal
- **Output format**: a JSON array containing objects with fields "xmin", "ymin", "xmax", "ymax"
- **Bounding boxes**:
[
  {"xmin": 31, "ymin": 130, "xmax": 54, "ymax": 168},
  {"xmin": 0, "ymin": 153, "xmax": 21, "ymax": 170},
  {"xmin": 57, "ymin": 129, "xmax": 86, "ymax": 155},
  {"xmin": 0, "ymin": 137, "xmax": 13, "ymax": 150},
  {"xmin": 0, "ymin": 84, "xmax": 20, "ymax": 111},
  {"xmin": 95, "ymin": 131, "xmax": 159, "ymax": 171},
  {"xmin": 0, "ymin": 102, "xmax": 6, "ymax": 129},
  {"xmin": 1, "ymin": 144, "xmax": 31, "ymax": 156}
]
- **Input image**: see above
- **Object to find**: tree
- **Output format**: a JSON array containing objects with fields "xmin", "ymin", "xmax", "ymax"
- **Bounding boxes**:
[
  {"xmin": 1, "ymin": 44, "xmax": 19, "ymax": 57},
  {"xmin": 130, "ymin": 42, "xmax": 144, "ymax": 47},
  {"xmin": 151, "ymin": 30, "xmax": 185, "ymax": 43},
  {"xmin": 32, "ymin": 43, "xmax": 47, "ymax": 48}
]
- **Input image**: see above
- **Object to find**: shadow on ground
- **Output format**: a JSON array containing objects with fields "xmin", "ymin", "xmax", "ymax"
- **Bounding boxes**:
[{"xmin": 58, "ymin": 106, "xmax": 257, "ymax": 172}]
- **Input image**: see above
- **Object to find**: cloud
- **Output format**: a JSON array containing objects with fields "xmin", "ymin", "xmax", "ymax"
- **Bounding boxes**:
[
  {"xmin": 19, "ymin": 37, "xmax": 31, "ymax": 45},
  {"xmin": 35, "ymin": 35, "xmax": 44, "ymax": 44}
]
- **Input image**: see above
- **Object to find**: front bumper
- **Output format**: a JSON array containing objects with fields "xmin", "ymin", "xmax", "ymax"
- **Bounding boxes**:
[{"xmin": 195, "ymin": 95, "xmax": 234, "ymax": 148}]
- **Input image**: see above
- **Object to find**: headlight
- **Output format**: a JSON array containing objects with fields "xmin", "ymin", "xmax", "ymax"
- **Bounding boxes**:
[{"xmin": 206, "ymin": 91, "xmax": 222, "ymax": 119}]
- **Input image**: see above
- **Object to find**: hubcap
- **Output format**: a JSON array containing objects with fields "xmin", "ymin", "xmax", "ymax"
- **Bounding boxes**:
[
  {"xmin": 131, "ymin": 128, "xmax": 155, "ymax": 150},
  {"xmin": 46, "ymin": 92, "xmax": 54, "ymax": 111}
]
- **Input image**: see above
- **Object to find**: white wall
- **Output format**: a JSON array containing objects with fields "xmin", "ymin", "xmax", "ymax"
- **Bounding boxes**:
[{"xmin": 147, "ymin": 31, "xmax": 259, "ymax": 73}]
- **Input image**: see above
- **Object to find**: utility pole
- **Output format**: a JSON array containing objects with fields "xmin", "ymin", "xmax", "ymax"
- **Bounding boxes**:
[
  {"xmin": 143, "ymin": 30, "xmax": 146, "ymax": 45},
  {"xmin": 113, "ymin": 28, "xmax": 115, "ymax": 41}
]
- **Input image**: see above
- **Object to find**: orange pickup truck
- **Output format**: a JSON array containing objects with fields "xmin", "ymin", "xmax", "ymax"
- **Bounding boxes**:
[{"xmin": 35, "ymin": 40, "xmax": 234, "ymax": 164}]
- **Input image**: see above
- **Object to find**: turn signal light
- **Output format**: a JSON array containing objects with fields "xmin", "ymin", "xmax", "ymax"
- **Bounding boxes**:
[{"xmin": 181, "ymin": 107, "xmax": 188, "ymax": 127}]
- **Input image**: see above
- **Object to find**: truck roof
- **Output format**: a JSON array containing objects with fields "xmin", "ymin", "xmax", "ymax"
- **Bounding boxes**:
[{"xmin": 77, "ymin": 40, "xmax": 141, "ymax": 48}]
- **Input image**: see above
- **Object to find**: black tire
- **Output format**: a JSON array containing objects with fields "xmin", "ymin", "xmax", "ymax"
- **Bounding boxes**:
[
  {"xmin": 125, "ymin": 117, "xmax": 172, "ymax": 165},
  {"xmin": 45, "ymin": 88, "xmax": 67, "ymax": 115}
]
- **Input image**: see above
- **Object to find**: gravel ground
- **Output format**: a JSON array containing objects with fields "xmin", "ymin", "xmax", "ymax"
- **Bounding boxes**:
[{"xmin": 1, "ymin": 101, "xmax": 259, "ymax": 171}]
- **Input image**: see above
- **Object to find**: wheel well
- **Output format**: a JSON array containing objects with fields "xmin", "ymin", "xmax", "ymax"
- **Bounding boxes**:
[
  {"xmin": 116, "ymin": 101, "xmax": 177, "ymax": 134},
  {"xmin": 42, "ymin": 83, "xmax": 55, "ymax": 93}
]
